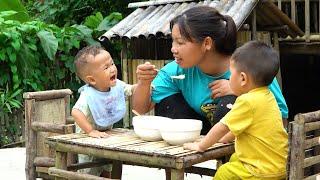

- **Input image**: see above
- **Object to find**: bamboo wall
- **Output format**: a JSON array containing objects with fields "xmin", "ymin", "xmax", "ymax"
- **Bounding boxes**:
[{"xmin": 276, "ymin": 0, "xmax": 320, "ymax": 41}]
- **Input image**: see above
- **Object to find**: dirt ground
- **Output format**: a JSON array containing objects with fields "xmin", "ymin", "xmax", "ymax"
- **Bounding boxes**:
[{"xmin": 0, "ymin": 147, "xmax": 215, "ymax": 180}]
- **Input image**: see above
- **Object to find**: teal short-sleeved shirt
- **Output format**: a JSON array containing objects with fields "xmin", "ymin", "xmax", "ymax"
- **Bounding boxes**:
[{"xmin": 151, "ymin": 61, "xmax": 289, "ymax": 120}]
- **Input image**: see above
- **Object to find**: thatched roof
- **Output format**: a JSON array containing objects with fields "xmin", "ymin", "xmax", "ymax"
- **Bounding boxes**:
[{"xmin": 100, "ymin": 0, "xmax": 303, "ymax": 41}]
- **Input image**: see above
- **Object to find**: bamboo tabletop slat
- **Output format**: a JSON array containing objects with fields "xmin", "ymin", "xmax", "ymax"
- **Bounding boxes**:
[{"xmin": 47, "ymin": 128, "xmax": 233, "ymax": 158}]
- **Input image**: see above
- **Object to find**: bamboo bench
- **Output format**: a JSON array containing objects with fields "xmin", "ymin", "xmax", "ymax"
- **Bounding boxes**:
[{"xmin": 287, "ymin": 110, "xmax": 320, "ymax": 180}]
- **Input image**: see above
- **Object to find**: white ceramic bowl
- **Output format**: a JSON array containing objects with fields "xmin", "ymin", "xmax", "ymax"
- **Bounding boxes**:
[
  {"xmin": 160, "ymin": 119, "xmax": 202, "ymax": 145},
  {"xmin": 132, "ymin": 115, "xmax": 171, "ymax": 141}
]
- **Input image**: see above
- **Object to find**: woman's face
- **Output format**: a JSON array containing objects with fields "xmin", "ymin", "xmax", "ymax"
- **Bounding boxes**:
[{"xmin": 171, "ymin": 24, "xmax": 205, "ymax": 68}]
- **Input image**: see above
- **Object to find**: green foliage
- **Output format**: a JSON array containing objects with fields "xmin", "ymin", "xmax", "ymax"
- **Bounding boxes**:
[
  {"xmin": 0, "ymin": 10, "xmax": 97, "ymax": 108},
  {"xmin": 27, "ymin": 0, "xmax": 139, "ymax": 27},
  {"xmin": 0, "ymin": 0, "xmax": 29, "ymax": 22},
  {"xmin": 0, "ymin": 86, "xmax": 22, "ymax": 115}
]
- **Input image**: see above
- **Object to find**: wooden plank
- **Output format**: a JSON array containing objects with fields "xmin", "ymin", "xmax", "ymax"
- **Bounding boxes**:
[
  {"xmin": 299, "ymin": 110, "xmax": 320, "ymax": 123},
  {"xmin": 305, "ymin": 121, "xmax": 320, "ymax": 132},
  {"xmin": 55, "ymin": 151, "xmax": 67, "ymax": 180},
  {"xmin": 34, "ymin": 157, "xmax": 55, "ymax": 167},
  {"xmin": 304, "ymin": 136, "xmax": 320, "ymax": 149},
  {"xmin": 23, "ymin": 89, "xmax": 72, "ymax": 100},
  {"xmin": 31, "ymin": 122, "xmax": 74, "ymax": 134},
  {"xmin": 48, "ymin": 167, "xmax": 109, "ymax": 180},
  {"xmin": 289, "ymin": 121, "xmax": 305, "ymax": 179},
  {"xmin": 304, "ymin": 154, "xmax": 320, "ymax": 168}
]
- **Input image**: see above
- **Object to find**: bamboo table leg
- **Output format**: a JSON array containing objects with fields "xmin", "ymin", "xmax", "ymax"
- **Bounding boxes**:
[
  {"xmin": 55, "ymin": 151, "xmax": 67, "ymax": 180},
  {"xmin": 112, "ymin": 160, "xmax": 122, "ymax": 179},
  {"xmin": 165, "ymin": 168, "xmax": 171, "ymax": 180},
  {"xmin": 171, "ymin": 169, "xmax": 184, "ymax": 180}
]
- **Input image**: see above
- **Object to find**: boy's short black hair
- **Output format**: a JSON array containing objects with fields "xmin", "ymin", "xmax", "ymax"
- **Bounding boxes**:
[
  {"xmin": 74, "ymin": 45, "xmax": 105, "ymax": 81},
  {"xmin": 231, "ymin": 41, "xmax": 279, "ymax": 86}
]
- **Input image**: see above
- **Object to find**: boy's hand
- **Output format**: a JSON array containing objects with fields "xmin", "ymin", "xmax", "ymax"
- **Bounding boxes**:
[
  {"xmin": 183, "ymin": 142, "xmax": 205, "ymax": 152},
  {"xmin": 136, "ymin": 62, "xmax": 158, "ymax": 86},
  {"xmin": 88, "ymin": 130, "xmax": 109, "ymax": 138}
]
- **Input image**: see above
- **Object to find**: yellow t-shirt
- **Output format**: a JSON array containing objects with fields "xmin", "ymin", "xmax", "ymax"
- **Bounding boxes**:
[{"xmin": 220, "ymin": 87, "xmax": 288, "ymax": 178}]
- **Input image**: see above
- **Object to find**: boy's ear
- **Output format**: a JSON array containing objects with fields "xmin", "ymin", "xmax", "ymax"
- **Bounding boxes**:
[
  {"xmin": 240, "ymin": 72, "xmax": 248, "ymax": 87},
  {"xmin": 203, "ymin": 36, "xmax": 213, "ymax": 51},
  {"xmin": 85, "ymin": 75, "xmax": 96, "ymax": 86}
]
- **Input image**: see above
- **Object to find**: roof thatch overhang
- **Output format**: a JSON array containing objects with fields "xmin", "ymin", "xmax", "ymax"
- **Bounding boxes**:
[{"xmin": 100, "ymin": 0, "xmax": 304, "ymax": 42}]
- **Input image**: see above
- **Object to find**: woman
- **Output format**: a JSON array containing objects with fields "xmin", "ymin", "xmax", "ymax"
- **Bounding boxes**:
[{"xmin": 132, "ymin": 6, "xmax": 288, "ymax": 134}]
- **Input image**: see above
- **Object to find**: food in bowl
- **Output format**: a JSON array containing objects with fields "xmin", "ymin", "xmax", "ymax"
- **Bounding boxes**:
[
  {"xmin": 132, "ymin": 115, "xmax": 171, "ymax": 141},
  {"xmin": 160, "ymin": 119, "xmax": 202, "ymax": 145}
]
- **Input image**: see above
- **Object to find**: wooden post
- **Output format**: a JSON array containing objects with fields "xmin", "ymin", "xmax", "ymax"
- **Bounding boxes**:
[
  {"xmin": 171, "ymin": 169, "xmax": 184, "ymax": 180},
  {"xmin": 251, "ymin": 9, "xmax": 257, "ymax": 40},
  {"xmin": 273, "ymin": 32, "xmax": 283, "ymax": 90},
  {"xmin": 55, "ymin": 151, "xmax": 67, "ymax": 180},
  {"xmin": 312, "ymin": 2, "xmax": 318, "ymax": 33},
  {"xmin": 25, "ymin": 99, "xmax": 36, "ymax": 180},
  {"xmin": 305, "ymin": 0, "xmax": 310, "ymax": 42},
  {"xmin": 278, "ymin": 0, "xmax": 282, "ymax": 10},
  {"xmin": 291, "ymin": 0, "xmax": 296, "ymax": 24},
  {"xmin": 111, "ymin": 160, "xmax": 122, "ymax": 179},
  {"xmin": 289, "ymin": 116, "xmax": 305, "ymax": 179},
  {"xmin": 121, "ymin": 40, "xmax": 130, "ymax": 128}
]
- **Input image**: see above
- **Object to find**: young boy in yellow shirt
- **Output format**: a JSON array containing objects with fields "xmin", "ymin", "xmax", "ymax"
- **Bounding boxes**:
[{"xmin": 184, "ymin": 41, "xmax": 288, "ymax": 179}]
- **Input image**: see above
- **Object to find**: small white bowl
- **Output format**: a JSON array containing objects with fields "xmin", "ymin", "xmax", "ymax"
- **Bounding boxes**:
[
  {"xmin": 132, "ymin": 115, "xmax": 171, "ymax": 141},
  {"xmin": 160, "ymin": 119, "xmax": 202, "ymax": 145}
]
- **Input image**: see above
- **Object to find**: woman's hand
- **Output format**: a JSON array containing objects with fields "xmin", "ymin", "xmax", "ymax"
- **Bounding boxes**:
[
  {"xmin": 209, "ymin": 79, "xmax": 234, "ymax": 99},
  {"xmin": 136, "ymin": 62, "xmax": 158, "ymax": 86}
]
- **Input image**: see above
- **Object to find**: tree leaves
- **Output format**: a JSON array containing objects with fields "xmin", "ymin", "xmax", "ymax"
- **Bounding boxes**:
[{"xmin": 37, "ymin": 30, "xmax": 58, "ymax": 60}]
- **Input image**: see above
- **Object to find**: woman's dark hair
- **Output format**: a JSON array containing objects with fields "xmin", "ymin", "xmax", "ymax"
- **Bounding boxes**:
[{"xmin": 170, "ymin": 6, "xmax": 237, "ymax": 55}]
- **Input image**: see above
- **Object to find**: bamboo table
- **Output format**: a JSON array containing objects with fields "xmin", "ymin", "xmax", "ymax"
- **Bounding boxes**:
[{"xmin": 46, "ymin": 128, "xmax": 234, "ymax": 180}]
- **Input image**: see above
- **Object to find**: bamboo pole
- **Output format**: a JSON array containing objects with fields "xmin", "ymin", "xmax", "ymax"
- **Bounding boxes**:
[
  {"xmin": 48, "ymin": 167, "xmax": 109, "ymax": 180},
  {"xmin": 273, "ymin": 32, "xmax": 283, "ymax": 90},
  {"xmin": 291, "ymin": 0, "xmax": 296, "ymax": 23},
  {"xmin": 312, "ymin": 2, "xmax": 318, "ymax": 32},
  {"xmin": 251, "ymin": 9, "xmax": 257, "ymax": 40},
  {"xmin": 34, "ymin": 157, "xmax": 55, "ymax": 167},
  {"xmin": 55, "ymin": 151, "xmax": 67, "ymax": 180},
  {"xmin": 31, "ymin": 122, "xmax": 74, "ymax": 134},
  {"xmin": 121, "ymin": 41, "xmax": 130, "ymax": 128},
  {"xmin": 305, "ymin": 0, "xmax": 310, "ymax": 42},
  {"xmin": 278, "ymin": 0, "xmax": 282, "ymax": 9}
]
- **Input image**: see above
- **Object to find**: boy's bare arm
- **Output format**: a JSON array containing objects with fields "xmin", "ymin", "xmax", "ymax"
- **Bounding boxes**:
[
  {"xmin": 184, "ymin": 122, "xmax": 229, "ymax": 152},
  {"xmin": 71, "ymin": 109, "xmax": 108, "ymax": 138},
  {"xmin": 219, "ymin": 132, "xmax": 235, "ymax": 143},
  {"xmin": 71, "ymin": 109, "xmax": 94, "ymax": 134}
]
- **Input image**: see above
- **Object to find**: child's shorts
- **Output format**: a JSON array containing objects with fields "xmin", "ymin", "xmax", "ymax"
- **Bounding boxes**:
[{"xmin": 214, "ymin": 153, "xmax": 285, "ymax": 180}]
